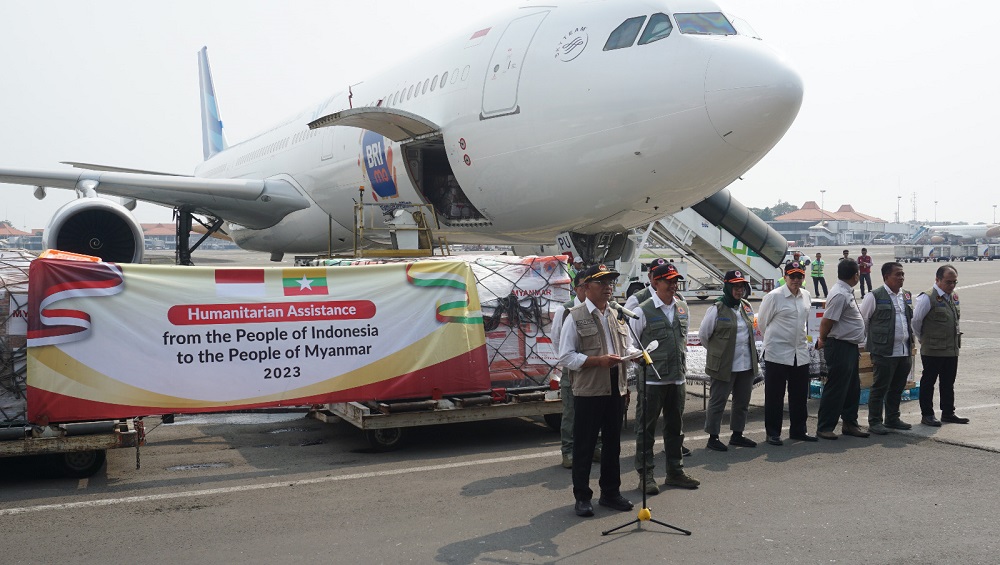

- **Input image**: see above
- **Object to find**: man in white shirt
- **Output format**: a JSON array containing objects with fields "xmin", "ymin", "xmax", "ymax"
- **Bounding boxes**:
[
  {"xmin": 628, "ymin": 263, "xmax": 700, "ymax": 493},
  {"xmin": 558, "ymin": 264, "xmax": 636, "ymax": 517},
  {"xmin": 816, "ymin": 259, "xmax": 869, "ymax": 440},
  {"xmin": 911, "ymin": 264, "xmax": 967, "ymax": 426},
  {"xmin": 757, "ymin": 261, "xmax": 816, "ymax": 445},
  {"xmin": 859, "ymin": 262, "xmax": 914, "ymax": 435}
]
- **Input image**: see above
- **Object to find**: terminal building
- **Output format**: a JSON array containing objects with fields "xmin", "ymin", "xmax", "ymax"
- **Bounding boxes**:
[{"xmin": 768, "ymin": 201, "xmax": 919, "ymax": 246}]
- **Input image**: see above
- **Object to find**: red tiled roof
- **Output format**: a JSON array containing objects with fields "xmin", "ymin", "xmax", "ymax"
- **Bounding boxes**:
[
  {"xmin": 774, "ymin": 202, "xmax": 885, "ymax": 222},
  {"xmin": 142, "ymin": 223, "xmax": 176, "ymax": 236},
  {"xmin": 0, "ymin": 222, "xmax": 32, "ymax": 236}
]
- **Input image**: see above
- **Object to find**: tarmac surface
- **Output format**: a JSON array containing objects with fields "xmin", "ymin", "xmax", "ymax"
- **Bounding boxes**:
[{"xmin": 2, "ymin": 245, "xmax": 998, "ymax": 563}]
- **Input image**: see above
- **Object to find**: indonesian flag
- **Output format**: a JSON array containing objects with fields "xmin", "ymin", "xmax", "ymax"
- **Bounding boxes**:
[
  {"xmin": 215, "ymin": 269, "xmax": 266, "ymax": 297},
  {"xmin": 282, "ymin": 268, "xmax": 328, "ymax": 296}
]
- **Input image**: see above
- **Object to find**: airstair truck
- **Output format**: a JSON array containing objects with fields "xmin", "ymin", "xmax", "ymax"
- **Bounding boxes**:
[{"xmin": 627, "ymin": 188, "xmax": 788, "ymax": 300}]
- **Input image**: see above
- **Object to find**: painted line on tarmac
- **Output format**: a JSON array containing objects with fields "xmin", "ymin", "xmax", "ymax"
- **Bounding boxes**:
[
  {"xmin": 5, "ymin": 413, "xmax": 997, "ymax": 517},
  {"xmin": 962, "ymin": 320, "xmax": 1000, "ymax": 325},
  {"xmin": 0, "ymin": 429, "xmax": 728, "ymax": 518},
  {"xmin": 959, "ymin": 279, "xmax": 1000, "ymax": 290},
  {"xmin": 0, "ymin": 451, "xmax": 562, "ymax": 516}
]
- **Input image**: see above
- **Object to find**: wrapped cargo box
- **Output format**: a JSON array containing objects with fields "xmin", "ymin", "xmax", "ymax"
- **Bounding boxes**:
[{"xmin": 318, "ymin": 255, "xmax": 572, "ymax": 388}]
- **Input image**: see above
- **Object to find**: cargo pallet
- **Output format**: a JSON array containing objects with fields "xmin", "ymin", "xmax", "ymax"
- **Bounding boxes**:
[
  {"xmin": 309, "ymin": 387, "xmax": 562, "ymax": 451},
  {"xmin": 0, "ymin": 419, "xmax": 144, "ymax": 477}
]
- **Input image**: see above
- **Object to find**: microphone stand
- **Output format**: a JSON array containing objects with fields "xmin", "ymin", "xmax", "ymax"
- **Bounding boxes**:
[{"xmin": 603, "ymin": 307, "xmax": 691, "ymax": 536}]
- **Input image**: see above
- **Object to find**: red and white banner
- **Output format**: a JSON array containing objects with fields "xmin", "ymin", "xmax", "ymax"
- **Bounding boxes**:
[{"xmin": 26, "ymin": 259, "xmax": 489, "ymax": 423}]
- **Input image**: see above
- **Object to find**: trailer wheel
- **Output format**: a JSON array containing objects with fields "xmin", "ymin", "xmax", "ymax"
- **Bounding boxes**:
[
  {"xmin": 365, "ymin": 428, "xmax": 405, "ymax": 451},
  {"xmin": 544, "ymin": 413, "xmax": 562, "ymax": 431},
  {"xmin": 60, "ymin": 450, "xmax": 107, "ymax": 478}
]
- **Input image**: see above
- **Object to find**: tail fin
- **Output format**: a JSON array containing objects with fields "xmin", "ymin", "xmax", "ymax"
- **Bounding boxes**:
[{"xmin": 198, "ymin": 47, "xmax": 228, "ymax": 160}]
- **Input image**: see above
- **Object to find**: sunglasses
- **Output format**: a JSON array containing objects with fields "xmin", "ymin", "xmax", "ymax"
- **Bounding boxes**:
[{"xmin": 787, "ymin": 273, "xmax": 805, "ymax": 280}]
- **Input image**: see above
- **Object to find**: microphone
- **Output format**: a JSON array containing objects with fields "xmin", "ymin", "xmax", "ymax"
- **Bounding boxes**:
[{"xmin": 612, "ymin": 302, "xmax": 640, "ymax": 320}]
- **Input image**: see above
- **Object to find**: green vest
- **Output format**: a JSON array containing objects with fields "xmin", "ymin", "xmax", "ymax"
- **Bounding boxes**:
[
  {"xmin": 865, "ymin": 286, "xmax": 913, "ymax": 358},
  {"xmin": 631, "ymin": 285, "xmax": 652, "ymax": 305},
  {"xmin": 919, "ymin": 286, "xmax": 961, "ymax": 357},
  {"xmin": 704, "ymin": 300, "xmax": 760, "ymax": 381},
  {"xmin": 637, "ymin": 296, "xmax": 688, "ymax": 382},
  {"xmin": 811, "ymin": 259, "xmax": 825, "ymax": 277}
]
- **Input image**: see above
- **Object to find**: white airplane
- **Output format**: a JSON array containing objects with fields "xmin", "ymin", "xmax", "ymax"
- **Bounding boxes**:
[
  {"xmin": 924, "ymin": 224, "xmax": 1000, "ymax": 244},
  {"xmin": 0, "ymin": 0, "xmax": 802, "ymax": 265}
]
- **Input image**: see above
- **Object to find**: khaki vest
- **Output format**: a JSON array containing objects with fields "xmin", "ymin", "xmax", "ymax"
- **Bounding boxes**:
[
  {"xmin": 865, "ymin": 286, "xmax": 913, "ymax": 358},
  {"xmin": 637, "ymin": 296, "xmax": 688, "ymax": 382},
  {"xmin": 565, "ymin": 303, "xmax": 630, "ymax": 396},
  {"xmin": 919, "ymin": 286, "xmax": 961, "ymax": 357},
  {"xmin": 704, "ymin": 300, "xmax": 760, "ymax": 381}
]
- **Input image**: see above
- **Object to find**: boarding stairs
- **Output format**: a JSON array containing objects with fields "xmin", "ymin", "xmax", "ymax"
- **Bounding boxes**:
[{"xmin": 642, "ymin": 208, "xmax": 780, "ymax": 297}]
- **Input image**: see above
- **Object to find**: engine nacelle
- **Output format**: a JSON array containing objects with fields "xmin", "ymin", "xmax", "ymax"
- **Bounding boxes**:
[
  {"xmin": 43, "ymin": 198, "xmax": 145, "ymax": 263},
  {"xmin": 928, "ymin": 235, "xmax": 946, "ymax": 244}
]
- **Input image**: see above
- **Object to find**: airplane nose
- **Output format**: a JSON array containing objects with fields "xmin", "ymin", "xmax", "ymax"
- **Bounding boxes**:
[{"xmin": 704, "ymin": 43, "xmax": 804, "ymax": 153}]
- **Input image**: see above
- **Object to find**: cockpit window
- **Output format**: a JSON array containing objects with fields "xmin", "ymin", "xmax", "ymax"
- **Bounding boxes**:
[
  {"xmin": 638, "ymin": 13, "xmax": 673, "ymax": 45},
  {"xmin": 674, "ymin": 12, "xmax": 737, "ymax": 35},
  {"xmin": 604, "ymin": 16, "xmax": 647, "ymax": 51},
  {"xmin": 728, "ymin": 15, "xmax": 761, "ymax": 39}
]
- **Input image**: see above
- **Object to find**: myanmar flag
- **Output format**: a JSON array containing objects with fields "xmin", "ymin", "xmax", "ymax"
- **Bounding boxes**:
[{"xmin": 282, "ymin": 268, "xmax": 328, "ymax": 296}]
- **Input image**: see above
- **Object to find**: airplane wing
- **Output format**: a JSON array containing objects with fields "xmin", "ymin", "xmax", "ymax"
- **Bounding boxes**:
[
  {"xmin": 61, "ymin": 161, "xmax": 189, "ymax": 176},
  {"xmin": 0, "ymin": 167, "xmax": 310, "ymax": 229},
  {"xmin": 308, "ymin": 107, "xmax": 440, "ymax": 142}
]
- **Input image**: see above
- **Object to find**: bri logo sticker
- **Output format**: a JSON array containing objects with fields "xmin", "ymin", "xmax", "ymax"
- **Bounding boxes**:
[{"xmin": 361, "ymin": 130, "xmax": 398, "ymax": 199}]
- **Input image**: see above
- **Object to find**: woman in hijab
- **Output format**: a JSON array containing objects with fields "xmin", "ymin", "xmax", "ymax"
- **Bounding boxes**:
[{"xmin": 698, "ymin": 270, "xmax": 761, "ymax": 452}]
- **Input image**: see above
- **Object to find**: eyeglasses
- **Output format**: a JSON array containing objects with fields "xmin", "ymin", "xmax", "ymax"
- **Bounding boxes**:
[{"xmin": 590, "ymin": 280, "xmax": 616, "ymax": 287}]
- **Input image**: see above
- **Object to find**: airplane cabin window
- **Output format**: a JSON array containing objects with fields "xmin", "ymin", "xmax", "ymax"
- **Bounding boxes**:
[
  {"xmin": 422, "ymin": 79, "xmax": 430, "ymax": 94},
  {"xmin": 440, "ymin": 72, "xmax": 449, "ymax": 88},
  {"xmin": 604, "ymin": 16, "xmax": 646, "ymax": 51},
  {"xmin": 638, "ymin": 13, "xmax": 673, "ymax": 45},
  {"xmin": 431, "ymin": 75, "xmax": 438, "ymax": 91},
  {"xmin": 407, "ymin": 85, "xmax": 414, "ymax": 100},
  {"xmin": 461, "ymin": 65, "xmax": 470, "ymax": 81},
  {"xmin": 451, "ymin": 68, "xmax": 459, "ymax": 83},
  {"xmin": 674, "ymin": 12, "xmax": 737, "ymax": 35}
]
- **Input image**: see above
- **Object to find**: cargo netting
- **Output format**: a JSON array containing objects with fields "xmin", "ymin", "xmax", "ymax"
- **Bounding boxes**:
[
  {"xmin": 1, "ymin": 250, "xmax": 33, "ymax": 425},
  {"xmin": 314, "ymin": 255, "xmax": 572, "ymax": 389}
]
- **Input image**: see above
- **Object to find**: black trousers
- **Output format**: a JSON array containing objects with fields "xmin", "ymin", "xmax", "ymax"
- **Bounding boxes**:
[
  {"xmin": 817, "ymin": 338, "xmax": 860, "ymax": 432},
  {"xmin": 572, "ymin": 369, "xmax": 623, "ymax": 502},
  {"xmin": 813, "ymin": 276, "xmax": 828, "ymax": 297},
  {"xmin": 764, "ymin": 360, "xmax": 810, "ymax": 437},
  {"xmin": 859, "ymin": 274, "xmax": 872, "ymax": 296},
  {"xmin": 919, "ymin": 355, "xmax": 959, "ymax": 417}
]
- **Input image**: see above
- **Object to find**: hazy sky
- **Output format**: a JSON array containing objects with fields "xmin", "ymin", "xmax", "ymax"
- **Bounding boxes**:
[{"xmin": 1, "ymin": 0, "xmax": 998, "ymax": 231}]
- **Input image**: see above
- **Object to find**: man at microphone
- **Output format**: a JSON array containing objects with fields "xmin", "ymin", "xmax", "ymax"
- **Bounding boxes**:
[
  {"xmin": 558, "ymin": 264, "xmax": 637, "ymax": 517},
  {"xmin": 628, "ymin": 263, "xmax": 700, "ymax": 494}
]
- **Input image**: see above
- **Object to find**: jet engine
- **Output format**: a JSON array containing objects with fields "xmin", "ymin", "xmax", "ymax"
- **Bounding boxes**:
[
  {"xmin": 928, "ymin": 235, "xmax": 946, "ymax": 244},
  {"xmin": 43, "ymin": 198, "xmax": 145, "ymax": 263}
]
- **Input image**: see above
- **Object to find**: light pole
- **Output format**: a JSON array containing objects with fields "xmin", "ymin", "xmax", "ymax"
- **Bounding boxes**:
[
  {"xmin": 896, "ymin": 195, "xmax": 901, "ymax": 224},
  {"xmin": 820, "ymin": 189, "xmax": 826, "ymax": 246},
  {"xmin": 994, "ymin": 204, "xmax": 997, "ymax": 224},
  {"xmin": 934, "ymin": 200, "xmax": 938, "ymax": 223}
]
